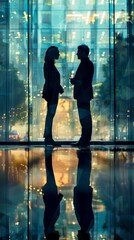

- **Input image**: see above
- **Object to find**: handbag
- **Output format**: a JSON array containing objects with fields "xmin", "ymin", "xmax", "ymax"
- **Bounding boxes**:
[{"xmin": 42, "ymin": 83, "xmax": 50, "ymax": 101}]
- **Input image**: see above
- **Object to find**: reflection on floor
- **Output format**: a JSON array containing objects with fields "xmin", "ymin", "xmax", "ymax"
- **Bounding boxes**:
[{"xmin": 0, "ymin": 146, "xmax": 133, "ymax": 240}]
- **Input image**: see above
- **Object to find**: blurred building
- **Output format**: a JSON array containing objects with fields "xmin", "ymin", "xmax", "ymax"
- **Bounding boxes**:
[{"xmin": 0, "ymin": 0, "xmax": 134, "ymax": 142}]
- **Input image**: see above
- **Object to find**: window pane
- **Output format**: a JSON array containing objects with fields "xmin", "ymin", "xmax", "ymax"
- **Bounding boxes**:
[{"xmin": 0, "ymin": 0, "xmax": 134, "ymax": 142}]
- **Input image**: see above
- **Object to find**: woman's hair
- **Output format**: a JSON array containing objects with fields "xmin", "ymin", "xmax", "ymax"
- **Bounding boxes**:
[{"xmin": 44, "ymin": 46, "xmax": 58, "ymax": 62}]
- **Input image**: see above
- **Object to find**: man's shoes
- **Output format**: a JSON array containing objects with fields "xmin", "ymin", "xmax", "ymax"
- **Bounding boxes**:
[
  {"xmin": 44, "ymin": 138, "xmax": 61, "ymax": 147},
  {"xmin": 114, "ymin": 234, "xmax": 123, "ymax": 240},
  {"xmin": 77, "ymin": 230, "xmax": 91, "ymax": 240},
  {"xmin": 46, "ymin": 231, "xmax": 59, "ymax": 240}
]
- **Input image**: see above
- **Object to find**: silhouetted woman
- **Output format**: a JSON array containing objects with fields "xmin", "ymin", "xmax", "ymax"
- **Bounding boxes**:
[
  {"xmin": 42, "ymin": 46, "xmax": 64, "ymax": 146},
  {"xmin": 42, "ymin": 148, "xmax": 63, "ymax": 239}
]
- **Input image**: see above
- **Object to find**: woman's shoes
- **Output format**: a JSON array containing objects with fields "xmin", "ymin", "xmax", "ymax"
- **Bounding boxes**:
[
  {"xmin": 44, "ymin": 138, "xmax": 61, "ymax": 147},
  {"xmin": 72, "ymin": 138, "xmax": 90, "ymax": 147}
]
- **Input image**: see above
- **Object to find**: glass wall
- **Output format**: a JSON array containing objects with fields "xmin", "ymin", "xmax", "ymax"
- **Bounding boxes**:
[{"xmin": 0, "ymin": 0, "xmax": 134, "ymax": 142}]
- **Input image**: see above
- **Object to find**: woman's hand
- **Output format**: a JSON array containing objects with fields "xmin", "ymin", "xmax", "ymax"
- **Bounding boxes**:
[
  {"xmin": 70, "ymin": 77, "xmax": 75, "ymax": 85},
  {"xmin": 59, "ymin": 85, "xmax": 64, "ymax": 94}
]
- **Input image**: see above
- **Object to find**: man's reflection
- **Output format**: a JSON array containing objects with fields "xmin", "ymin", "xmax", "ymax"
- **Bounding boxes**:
[
  {"xmin": 74, "ymin": 148, "xmax": 94, "ymax": 240},
  {"xmin": 42, "ymin": 148, "xmax": 63, "ymax": 240}
]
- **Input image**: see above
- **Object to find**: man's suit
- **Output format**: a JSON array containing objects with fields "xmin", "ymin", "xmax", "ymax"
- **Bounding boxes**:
[{"xmin": 71, "ymin": 57, "xmax": 94, "ymax": 144}]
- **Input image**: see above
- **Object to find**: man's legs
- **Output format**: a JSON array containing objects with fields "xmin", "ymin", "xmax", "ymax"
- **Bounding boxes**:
[{"xmin": 77, "ymin": 101, "xmax": 92, "ymax": 144}]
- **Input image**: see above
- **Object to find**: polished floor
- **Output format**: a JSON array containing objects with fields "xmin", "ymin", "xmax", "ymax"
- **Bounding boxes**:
[{"xmin": 0, "ymin": 145, "xmax": 133, "ymax": 240}]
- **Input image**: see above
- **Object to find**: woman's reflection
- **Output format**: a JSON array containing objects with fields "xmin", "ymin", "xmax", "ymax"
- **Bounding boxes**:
[
  {"xmin": 74, "ymin": 148, "xmax": 94, "ymax": 240},
  {"xmin": 42, "ymin": 148, "xmax": 63, "ymax": 240}
]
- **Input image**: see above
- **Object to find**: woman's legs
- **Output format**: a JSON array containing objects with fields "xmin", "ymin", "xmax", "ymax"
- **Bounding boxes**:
[{"xmin": 44, "ymin": 102, "xmax": 58, "ymax": 140}]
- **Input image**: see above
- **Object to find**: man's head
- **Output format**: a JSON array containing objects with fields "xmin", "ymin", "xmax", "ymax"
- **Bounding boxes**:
[{"xmin": 77, "ymin": 44, "xmax": 90, "ymax": 59}]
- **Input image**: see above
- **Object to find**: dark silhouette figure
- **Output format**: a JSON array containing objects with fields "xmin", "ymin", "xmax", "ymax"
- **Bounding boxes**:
[
  {"xmin": 70, "ymin": 45, "xmax": 94, "ymax": 146},
  {"xmin": 73, "ymin": 148, "xmax": 94, "ymax": 240},
  {"xmin": 42, "ymin": 148, "xmax": 63, "ymax": 240},
  {"xmin": 42, "ymin": 46, "xmax": 64, "ymax": 146}
]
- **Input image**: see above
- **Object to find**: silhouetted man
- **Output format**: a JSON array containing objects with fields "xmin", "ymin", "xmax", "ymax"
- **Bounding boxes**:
[
  {"xmin": 70, "ymin": 45, "xmax": 94, "ymax": 147},
  {"xmin": 73, "ymin": 148, "xmax": 94, "ymax": 240}
]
